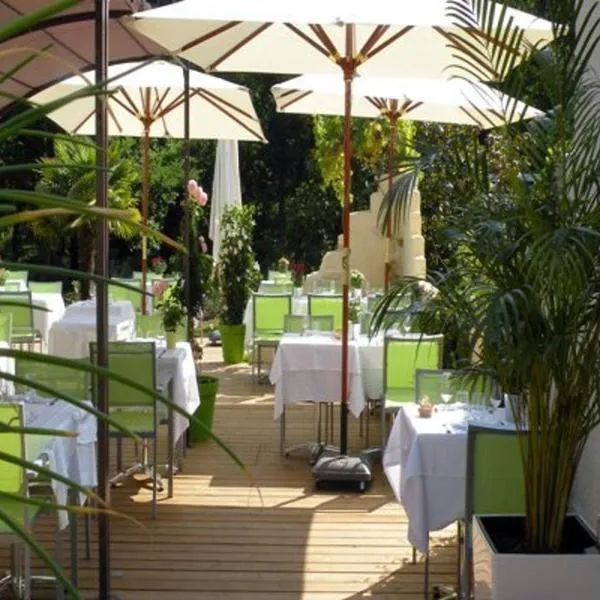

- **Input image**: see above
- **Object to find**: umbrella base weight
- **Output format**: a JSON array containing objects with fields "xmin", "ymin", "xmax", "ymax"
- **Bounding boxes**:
[{"xmin": 312, "ymin": 450, "xmax": 374, "ymax": 493}]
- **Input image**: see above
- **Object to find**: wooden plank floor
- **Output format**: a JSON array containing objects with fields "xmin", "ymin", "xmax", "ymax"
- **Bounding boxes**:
[{"xmin": 1, "ymin": 345, "xmax": 458, "ymax": 599}]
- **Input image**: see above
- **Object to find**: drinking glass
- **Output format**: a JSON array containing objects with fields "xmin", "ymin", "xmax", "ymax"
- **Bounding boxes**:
[{"xmin": 440, "ymin": 372, "xmax": 453, "ymax": 411}]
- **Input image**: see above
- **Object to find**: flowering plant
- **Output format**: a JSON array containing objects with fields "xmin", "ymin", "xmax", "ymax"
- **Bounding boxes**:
[
  {"xmin": 150, "ymin": 255, "xmax": 166, "ymax": 275},
  {"xmin": 349, "ymin": 297, "xmax": 362, "ymax": 323},
  {"xmin": 350, "ymin": 268, "xmax": 365, "ymax": 289},
  {"xmin": 187, "ymin": 179, "xmax": 208, "ymax": 207},
  {"xmin": 156, "ymin": 280, "xmax": 186, "ymax": 332},
  {"xmin": 290, "ymin": 262, "xmax": 305, "ymax": 287},
  {"xmin": 218, "ymin": 205, "xmax": 259, "ymax": 325}
]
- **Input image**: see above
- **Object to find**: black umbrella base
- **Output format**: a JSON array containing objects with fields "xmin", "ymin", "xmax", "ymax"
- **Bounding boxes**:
[{"xmin": 312, "ymin": 448, "xmax": 379, "ymax": 493}]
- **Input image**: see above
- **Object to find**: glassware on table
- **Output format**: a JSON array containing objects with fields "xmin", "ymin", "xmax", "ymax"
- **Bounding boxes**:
[{"xmin": 440, "ymin": 372, "xmax": 453, "ymax": 411}]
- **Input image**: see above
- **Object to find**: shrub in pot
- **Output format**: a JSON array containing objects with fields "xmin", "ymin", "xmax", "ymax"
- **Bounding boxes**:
[
  {"xmin": 375, "ymin": 1, "xmax": 600, "ymax": 597},
  {"xmin": 156, "ymin": 280, "xmax": 186, "ymax": 349}
]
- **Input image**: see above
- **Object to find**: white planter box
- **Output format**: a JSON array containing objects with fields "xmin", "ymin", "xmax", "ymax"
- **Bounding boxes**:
[{"xmin": 473, "ymin": 516, "xmax": 600, "ymax": 600}]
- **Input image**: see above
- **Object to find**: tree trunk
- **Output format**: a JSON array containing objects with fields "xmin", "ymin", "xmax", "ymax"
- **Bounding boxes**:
[{"xmin": 79, "ymin": 227, "xmax": 96, "ymax": 300}]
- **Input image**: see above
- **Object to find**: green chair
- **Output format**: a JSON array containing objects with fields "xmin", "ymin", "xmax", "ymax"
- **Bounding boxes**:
[
  {"xmin": 381, "ymin": 334, "xmax": 444, "ymax": 449},
  {"xmin": 2, "ymin": 281, "xmax": 22, "ymax": 292},
  {"xmin": 15, "ymin": 357, "xmax": 89, "ymax": 400},
  {"xmin": 253, "ymin": 293, "xmax": 292, "ymax": 380},
  {"xmin": 110, "ymin": 278, "xmax": 146, "ymax": 313},
  {"xmin": 283, "ymin": 314, "xmax": 334, "ymax": 334},
  {"xmin": 0, "ymin": 403, "xmax": 38, "ymax": 599},
  {"xmin": 90, "ymin": 341, "xmax": 161, "ymax": 518},
  {"xmin": 359, "ymin": 311, "xmax": 373, "ymax": 335},
  {"xmin": 0, "ymin": 313, "xmax": 12, "ymax": 344},
  {"xmin": 461, "ymin": 425, "xmax": 526, "ymax": 599},
  {"xmin": 0, "ymin": 291, "xmax": 42, "ymax": 351},
  {"xmin": 28, "ymin": 281, "xmax": 63, "ymax": 294},
  {"xmin": 308, "ymin": 293, "xmax": 343, "ymax": 331},
  {"xmin": 415, "ymin": 368, "xmax": 461, "ymax": 405},
  {"xmin": 5, "ymin": 270, "xmax": 28, "ymax": 285}
]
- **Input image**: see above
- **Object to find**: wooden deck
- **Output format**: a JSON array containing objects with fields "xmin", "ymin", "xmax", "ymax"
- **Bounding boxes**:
[{"xmin": 1, "ymin": 345, "xmax": 458, "ymax": 599}]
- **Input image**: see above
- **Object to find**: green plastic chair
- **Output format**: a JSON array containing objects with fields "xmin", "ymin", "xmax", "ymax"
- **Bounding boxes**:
[
  {"xmin": 0, "ymin": 291, "xmax": 42, "ymax": 350},
  {"xmin": 253, "ymin": 293, "xmax": 292, "ymax": 380},
  {"xmin": 0, "ymin": 403, "xmax": 40, "ymax": 599},
  {"xmin": 381, "ymin": 334, "xmax": 444, "ymax": 449},
  {"xmin": 462, "ymin": 425, "xmax": 526, "ymax": 598},
  {"xmin": 2, "ymin": 281, "xmax": 22, "ymax": 292},
  {"xmin": 308, "ymin": 293, "xmax": 343, "ymax": 331},
  {"xmin": 90, "ymin": 341, "xmax": 160, "ymax": 518},
  {"xmin": 415, "ymin": 368, "xmax": 464, "ymax": 405},
  {"xmin": 110, "ymin": 278, "xmax": 147, "ymax": 313},
  {"xmin": 28, "ymin": 281, "xmax": 63, "ymax": 294},
  {"xmin": 0, "ymin": 313, "xmax": 11, "ymax": 344},
  {"xmin": 283, "ymin": 314, "xmax": 334, "ymax": 334},
  {"xmin": 5, "ymin": 270, "xmax": 28, "ymax": 284},
  {"xmin": 15, "ymin": 357, "xmax": 89, "ymax": 400}
]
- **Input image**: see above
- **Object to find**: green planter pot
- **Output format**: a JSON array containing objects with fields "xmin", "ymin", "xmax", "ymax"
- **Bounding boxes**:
[
  {"xmin": 220, "ymin": 323, "xmax": 246, "ymax": 364},
  {"xmin": 189, "ymin": 375, "xmax": 219, "ymax": 442},
  {"xmin": 166, "ymin": 330, "xmax": 177, "ymax": 349}
]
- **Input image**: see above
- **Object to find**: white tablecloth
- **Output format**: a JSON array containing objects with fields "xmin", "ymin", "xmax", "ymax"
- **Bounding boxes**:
[
  {"xmin": 31, "ymin": 291, "xmax": 65, "ymax": 348},
  {"xmin": 48, "ymin": 309, "xmax": 136, "ymax": 359},
  {"xmin": 383, "ymin": 405, "xmax": 511, "ymax": 553},
  {"xmin": 269, "ymin": 334, "xmax": 365, "ymax": 419},
  {"xmin": 4, "ymin": 394, "xmax": 97, "ymax": 530},
  {"xmin": 356, "ymin": 335, "xmax": 384, "ymax": 400},
  {"xmin": 65, "ymin": 299, "xmax": 135, "ymax": 322},
  {"xmin": 154, "ymin": 341, "xmax": 200, "ymax": 444}
]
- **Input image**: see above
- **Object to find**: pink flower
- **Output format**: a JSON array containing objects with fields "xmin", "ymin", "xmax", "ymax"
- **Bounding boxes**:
[
  {"xmin": 187, "ymin": 179, "xmax": 198, "ymax": 197},
  {"xmin": 196, "ymin": 186, "xmax": 208, "ymax": 207}
]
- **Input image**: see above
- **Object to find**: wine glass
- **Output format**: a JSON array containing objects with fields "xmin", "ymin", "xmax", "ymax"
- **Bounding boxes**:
[
  {"xmin": 402, "ymin": 315, "xmax": 412, "ymax": 334},
  {"xmin": 440, "ymin": 372, "xmax": 453, "ymax": 411}
]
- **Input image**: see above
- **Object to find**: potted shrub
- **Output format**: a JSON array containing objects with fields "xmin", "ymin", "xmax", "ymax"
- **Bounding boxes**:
[
  {"xmin": 350, "ymin": 268, "xmax": 365, "ymax": 298},
  {"xmin": 156, "ymin": 280, "xmax": 185, "ymax": 349},
  {"xmin": 376, "ymin": 1, "xmax": 600, "ymax": 597},
  {"xmin": 218, "ymin": 205, "xmax": 260, "ymax": 364}
]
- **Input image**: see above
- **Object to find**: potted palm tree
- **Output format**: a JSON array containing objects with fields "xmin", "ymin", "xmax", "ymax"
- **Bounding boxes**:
[
  {"xmin": 376, "ymin": 1, "xmax": 600, "ymax": 597},
  {"xmin": 218, "ymin": 205, "xmax": 259, "ymax": 364}
]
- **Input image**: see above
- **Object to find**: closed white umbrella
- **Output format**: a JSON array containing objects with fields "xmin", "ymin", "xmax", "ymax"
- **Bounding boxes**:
[
  {"xmin": 127, "ymin": 0, "xmax": 554, "ymax": 456},
  {"xmin": 31, "ymin": 59, "xmax": 265, "ymax": 312},
  {"xmin": 210, "ymin": 140, "xmax": 243, "ymax": 263}
]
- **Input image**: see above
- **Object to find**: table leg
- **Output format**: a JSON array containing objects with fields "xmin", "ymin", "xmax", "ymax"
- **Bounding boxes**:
[{"xmin": 168, "ymin": 396, "xmax": 174, "ymax": 498}]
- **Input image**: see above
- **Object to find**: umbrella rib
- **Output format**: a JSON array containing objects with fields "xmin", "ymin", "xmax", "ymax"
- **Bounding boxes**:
[
  {"xmin": 208, "ymin": 23, "xmax": 272, "ymax": 71},
  {"xmin": 367, "ymin": 26, "xmax": 413, "ymax": 61},
  {"xmin": 151, "ymin": 87, "xmax": 172, "ymax": 118},
  {"xmin": 459, "ymin": 105, "xmax": 484, "ymax": 127},
  {"xmin": 285, "ymin": 24, "xmax": 333, "ymax": 60},
  {"xmin": 279, "ymin": 90, "xmax": 313, "ymax": 111},
  {"xmin": 113, "ymin": 89, "xmax": 143, "ymax": 120},
  {"xmin": 309, "ymin": 25, "xmax": 340, "ymax": 61},
  {"xmin": 360, "ymin": 25, "xmax": 390, "ymax": 58},
  {"xmin": 181, "ymin": 20, "xmax": 242, "ymax": 53}
]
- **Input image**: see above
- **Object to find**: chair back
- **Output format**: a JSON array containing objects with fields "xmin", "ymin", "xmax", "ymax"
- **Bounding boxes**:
[
  {"xmin": 367, "ymin": 294, "xmax": 383, "ymax": 312},
  {"xmin": 0, "ymin": 403, "xmax": 25, "ymax": 497},
  {"xmin": 284, "ymin": 314, "xmax": 303, "ymax": 334},
  {"xmin": 259, "ymin": 281, "xmax": 293, "ymax": 294},
  {"xmin": 415, "ymin": 368, "xmax": 461, "ymax": 404},
  {"xmin": 110, "ymin": 278, "xmax": 145, "ymax": 311},
  {"xmin": 308, "ymin": 294, "xmax": 343, "ymax": 331},
  {"xmin": 3, "ymin": 281, "xmax": 22, "ymax": 292},
  {"xmin": 90, "ymin": 341, "xmax": 156, "ymax": 408},
  {"xmin": 0, "ymin": 313, "xmax": 12, "ymax": 344},
  {"xmin": 384, "ymin": 335, "xmax": 443, "ymax": 403},
  {"xmin": 29, "ymin": 281, "xmax": 63, "ymax": 294},
  {"xmin": 268, "ymin": 270, "xmax": 292, "ymax": 283},
  {"xmin": 6, "ymin": 270, "xmax": 28, "ymax": 284},
  {"xmin": 0, "ymin": 291, "xmax": 34, "ymax": 337},
  {"xmin": 15, "ymin": 357, "xmax": 89, "ymax": 401},
  {"xmin": 360, "ymin": 311, "xmax": 373, "ymax": 335},
  {"xmin": 253, "ymin": 294, "xmax": 292, "ymax": 337}
]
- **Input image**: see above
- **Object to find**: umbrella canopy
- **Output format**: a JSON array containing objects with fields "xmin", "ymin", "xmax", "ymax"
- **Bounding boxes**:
[
  {"xmin": 0, "ymin": 1, "xmax": 163, "ymax": 114},
  {"xmin": 272, "ymin": 74, "xmax": 544, "ymax": 128},
  {"xmin": 125, "ymin": 0, "xmax": 553, "ymax": 80},
  {"xmin": 210, "ymin": 140, "xmax": 243, "ymax": 264},
  {"xmin": 30, "ymin": 60, "xmax": 266, "ymax": 141},
  {"xmin": 127, "ymin": 0, "xmax": 554, "ymax": 456},
  {"xmin": 31, "ymin": 59, "xmax": 265, "ymax": 313}
]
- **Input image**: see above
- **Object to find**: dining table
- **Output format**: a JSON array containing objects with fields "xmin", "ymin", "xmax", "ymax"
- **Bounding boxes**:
[
  {"xmin": 48, "ymin": 299, "xmax": 136, "ymax": 358},
  {"xmin": 382, "ymin": 403, "xmax": 513, "ymax": 553},
  {"xmin": 32, "ymin": 290, "xmax": 66, "ymax": 349}
]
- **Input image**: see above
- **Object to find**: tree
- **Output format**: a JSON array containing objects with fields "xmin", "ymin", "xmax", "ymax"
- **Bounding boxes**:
[{"xmin": 34, "ymin": 138, "xmax": 140, "ymax": 298}]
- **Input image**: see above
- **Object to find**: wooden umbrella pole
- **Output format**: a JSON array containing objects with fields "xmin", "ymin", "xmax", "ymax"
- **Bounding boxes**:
[
  {"xmin": 339, "ymin": 25, "xmax": 356, "ymax": 457},
  {"xmin": 384, "ymin": 112, "xmax": 398, "ymax": 291},
  {"xmin": 141, "ymin": 119, "xmax": 150, "ymax": 315}
]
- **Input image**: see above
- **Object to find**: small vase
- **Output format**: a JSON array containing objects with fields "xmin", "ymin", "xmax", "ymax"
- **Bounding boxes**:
[
  {"xmin": 166, "ymin": 330, "xmax": 177, "ymax": 349},
  {"xmin": 293, "ymin": 287, "xmax": 302, "ymax": 298}
]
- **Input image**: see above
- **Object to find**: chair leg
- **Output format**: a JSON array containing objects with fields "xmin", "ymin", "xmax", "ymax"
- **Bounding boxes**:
[
  {"xmin": 381, "ymin": 405, "xmax": 386, "ymax": 450},
  {"xmin": 424, "ymin": 551, "xmax": 430, "ymax": 600},
  {"xmin": 279, "ymin": 409, "xmax": 286, "ymax": 456},
  {"xmin": 152, "ymin": 439, "xmax": 158, "ymax": 520},
  {"xmin": 457, "ymin": 521, "xmax": 462, "ymax": 594},
  {"xmin": 116, "ymin": 437, "xmax": 123, "ymax": 472}
]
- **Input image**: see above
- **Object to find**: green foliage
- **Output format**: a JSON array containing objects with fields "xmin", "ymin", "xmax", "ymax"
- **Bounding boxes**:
[
  {"xmin": 377, "ymin": 0, "xmax": 600, "ymax": 553},
  {"xmin": 218, "ymin": 205, "xmax": 260, "ymax": 325},
  {"xmin": 157, "ymin": 281, "xmax": 186, "ymax": 331}
]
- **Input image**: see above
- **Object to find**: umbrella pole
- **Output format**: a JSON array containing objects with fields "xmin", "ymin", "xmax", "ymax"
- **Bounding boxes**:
[
  {"xmin": 339, "ymin": 27, "xmax": 355, "ymax": 457},
  {"xmin": 141, "ymin": 121, "xmax": 150, "ymax": 315},
  {"xmin": 183, "ymin": 66, "xmax": 193, "ymax": 345},
  {"xmin": 384, "ymin": 113, "xmax": 398, "ymax": 291},
  {"xmin": 94, "ymin": 1, "xmax": 111, "ymax": 598}
]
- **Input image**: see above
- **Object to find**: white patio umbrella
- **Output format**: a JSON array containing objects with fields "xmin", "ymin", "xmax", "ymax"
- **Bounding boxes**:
[
  {"xmin": 127, "ymin": 0, "xmax": 554, "ymax": 456},
  {"xmin": 31, "ymin": 59, "xmax": 265, "ymax": 312},
  {"xmin": 273, "ymin": 74, "xmax": 544, "ymax": 286},
  {"xmin": 210, "ymin": 140, "xmax": 243, "ymax": 264}
]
